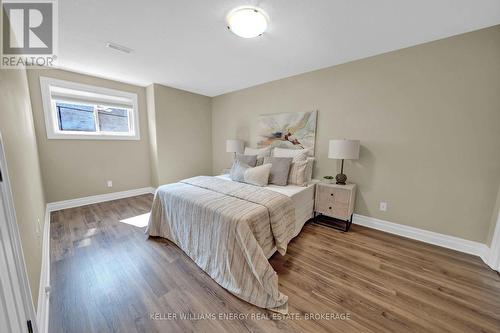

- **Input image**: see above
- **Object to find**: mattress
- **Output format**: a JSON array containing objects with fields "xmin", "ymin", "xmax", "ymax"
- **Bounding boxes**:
[{"xmin": 216, "ymin": 174, "xmax": 315, "ymax": 238}]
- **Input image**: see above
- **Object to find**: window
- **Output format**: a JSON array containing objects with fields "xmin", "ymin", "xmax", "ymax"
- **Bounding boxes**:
[{"xmin": 40, "ymin": 77, "xmax": 140, "ymax": 140}]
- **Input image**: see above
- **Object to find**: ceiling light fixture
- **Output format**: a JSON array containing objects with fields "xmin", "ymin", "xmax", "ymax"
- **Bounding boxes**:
[{"xmin": 226, "ymin": 6, "xmax": 269, "ymax": 38}]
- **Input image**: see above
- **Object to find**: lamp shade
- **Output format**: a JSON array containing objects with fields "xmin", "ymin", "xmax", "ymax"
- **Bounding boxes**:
[
  {"xmin": 328, "ymin": 139, "xmax": 360, "ymax": 160},
  {"xmin": 226, "ymin": 139, "xmax": 244, "ymax": 153}
]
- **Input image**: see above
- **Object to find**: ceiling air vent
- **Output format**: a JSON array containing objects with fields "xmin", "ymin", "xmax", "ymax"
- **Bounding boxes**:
[{"xmin": 105, "ymin": 42, "xmax": 133, "ymax": 54}]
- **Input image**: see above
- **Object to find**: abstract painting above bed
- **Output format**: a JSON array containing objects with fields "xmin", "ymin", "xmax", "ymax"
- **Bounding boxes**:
[{"xmin": 257, "ymin": 110, "xmax": 317, "ymax": 155}]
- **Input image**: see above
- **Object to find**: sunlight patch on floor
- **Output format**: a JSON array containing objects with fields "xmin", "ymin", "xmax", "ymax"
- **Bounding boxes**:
[
  {"xmin": 120, "ymin": 212, "xmax": 150, "ymax": 228},
  {"xmin": 83, "ymin": 228, "xmax": 98, "ymax": 237}
]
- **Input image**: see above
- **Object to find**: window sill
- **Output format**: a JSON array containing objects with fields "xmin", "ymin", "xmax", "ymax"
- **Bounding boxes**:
[{"xmin": 47, "ymin": 133, "xmax": 140, "ymax": 141}]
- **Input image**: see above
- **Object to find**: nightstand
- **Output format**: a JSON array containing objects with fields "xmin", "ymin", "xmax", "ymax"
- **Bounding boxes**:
[{"xmin": 314, "ymin": 182, "xmax": 356, "ymax": 231}]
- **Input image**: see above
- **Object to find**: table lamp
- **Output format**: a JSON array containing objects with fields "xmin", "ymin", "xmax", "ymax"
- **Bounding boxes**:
[
  {"xmin": 226, "ymin": 139, "xmax": 244, "ymax": 159},
  {"xmin": 328, "ymin": 139, "xmax": 360, "ymax": 185}
]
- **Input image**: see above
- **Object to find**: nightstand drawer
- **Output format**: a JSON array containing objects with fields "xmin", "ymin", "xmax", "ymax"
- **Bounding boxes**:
[
  {"xmin": 315, "ymin": 202, "xmax": 349, "ymax": 219},
  {"xmin": 317, "ymin": 186, "xmax": 350, "ymax": 204},
  {"xmin": 316, "ymin": 195, "xmax": 349, "ymax": 211}
]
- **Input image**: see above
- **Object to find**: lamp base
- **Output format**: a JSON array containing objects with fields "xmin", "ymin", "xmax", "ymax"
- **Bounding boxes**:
[{"xmin": 335, "ymin": 173, "xmax": 347, "ymax": 185}]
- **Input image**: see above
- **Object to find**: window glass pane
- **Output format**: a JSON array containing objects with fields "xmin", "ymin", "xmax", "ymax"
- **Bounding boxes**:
[
  {"xmin": 97, "ymin": 107, "xmax": 130, "ymax": 133},
  {"xmin": 56, "ymin": 102, "xmax": 96, "ymax": 132}
]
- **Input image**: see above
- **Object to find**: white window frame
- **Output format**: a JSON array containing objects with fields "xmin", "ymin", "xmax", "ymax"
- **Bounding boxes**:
[{"xmin": 40, "ymin": 77, "xmax": 140, "ymax": 140}]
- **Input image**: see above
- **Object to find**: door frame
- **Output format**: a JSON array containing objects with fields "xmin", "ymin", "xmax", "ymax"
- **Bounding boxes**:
[
  {"xmin": 0, "ymin": 132, "xmax": 39, "ymax": 333},
  {"xmin": 488, "ymin": 210, "xmax": 500, "ymax": 271}
]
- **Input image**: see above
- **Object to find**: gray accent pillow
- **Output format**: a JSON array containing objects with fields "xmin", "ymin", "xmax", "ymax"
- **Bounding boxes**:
[
  {"xmin": 235, "ymin": 153, "xmax": 257, "ymax": 167},
  {"xmin": 263, "ymin": 156, "xmax": 293, "ymax": 186}
]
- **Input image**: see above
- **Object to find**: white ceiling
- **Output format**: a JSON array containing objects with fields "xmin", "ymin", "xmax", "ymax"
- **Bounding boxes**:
[{"xmin": 58, "ymin": 0, "xmax": 500, "ymax": 97}]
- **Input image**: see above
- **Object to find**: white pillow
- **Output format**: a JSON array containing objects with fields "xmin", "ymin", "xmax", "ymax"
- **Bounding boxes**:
[
  {"xmin": 305, "ymin": 157, "xmax": 315, "ymax": 183},
  {"xmin": 288, "ymin": 159, "xmax": 309, "ymax": 186},
  {"xmin": 244, "ymin": 146, "xmax": 272, "ymax": 158},
  {"xmin": 230, "ymin": 160, "xmax": 271, "ymax": 187},
  {"xmin": 245, "ymin": 164, "xmax": 272, "ymax": 187},
  {"xmin": 273, "ymin": 147, "xmax": 308, "ymax": 162}
]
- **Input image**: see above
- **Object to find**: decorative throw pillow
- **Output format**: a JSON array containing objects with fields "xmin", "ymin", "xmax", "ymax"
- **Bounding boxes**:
[
  {"xmin": 305, "ymin": 157, "xmax": 315, "ymax": 183},
  {"xmin": 292, "ymin": 152, "xmax": 308, "ymax": 163},
  {"xmin": 235, "ymin": 153, "xmax": 257, "ymax": 167},
  {"xmin": 273, "ymin": 147, "xmax": 308, "ymax": 162},
  {"xmin": 245, "ymin": 163, "xmax": 272, "ymax": 187},
  {"xmin": 263, "ymin": 156, "xmax": 293, "ymax": 186},
  {"xmin": 288, "ymin": 159, "xmax": 309, "ymax": 186},
  {"xmin": 230, "ymin": 160, "xmax": 271, "ymax": 187},
  {"xmin": 230, "ymin": 160, "xmax": 246, "ymax": 182}
]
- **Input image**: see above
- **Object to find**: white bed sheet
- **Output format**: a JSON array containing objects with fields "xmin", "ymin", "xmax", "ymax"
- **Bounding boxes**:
[{"xmin": 216, "ymin": 174, "xmax": 315, "ymax": 239}]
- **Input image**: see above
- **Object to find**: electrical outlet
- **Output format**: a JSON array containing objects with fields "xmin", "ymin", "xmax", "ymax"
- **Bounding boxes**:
[
  {"xmin": 379, "ymin": 201, "xmax": 388, "ymax": 212},
  {"xmin": 107, "ymin": 180, "xmax": 113, "ymax": 188}
]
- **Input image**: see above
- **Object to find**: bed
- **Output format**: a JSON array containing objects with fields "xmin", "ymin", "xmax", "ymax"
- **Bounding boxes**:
[
  {"xmin": 146, "ymin": 175, "xmax": 315, "ymax": 313},
  {"xmin": 216, "ymin": 174, "xmax": 315, "ymax": 245}
]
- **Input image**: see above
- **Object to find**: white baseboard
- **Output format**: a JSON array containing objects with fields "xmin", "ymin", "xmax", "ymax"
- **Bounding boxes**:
[
  {"xmin": 46, "ymin": 187, "xmax": 156, "ymax": 212},
  {"xmin": 36, "ymin": 209, "xmax": 51, "ymax": 333},
  {"xmin": 352, "ymin": 214, "xmax": 490, "ymax": 261},
  {"xmin": 481, "ymin": 211, "xmax": 500, "ymax": 271}
]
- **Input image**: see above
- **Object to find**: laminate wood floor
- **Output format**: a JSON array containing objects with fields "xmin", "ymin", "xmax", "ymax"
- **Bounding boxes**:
[{"xmin": 49, "ymin": 194, "xmax": 500, "ymax": 333}]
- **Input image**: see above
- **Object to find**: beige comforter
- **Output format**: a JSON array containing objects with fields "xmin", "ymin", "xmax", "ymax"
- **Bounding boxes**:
[{"xmin": 147, "ymin": 176, "xmax": 295, "ymax": 312}]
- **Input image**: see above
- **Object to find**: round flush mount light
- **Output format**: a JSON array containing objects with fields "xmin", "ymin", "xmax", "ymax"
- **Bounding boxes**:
[{"xmin": 226, "ymin": 6, "xmax": 269, "ymax": 38}]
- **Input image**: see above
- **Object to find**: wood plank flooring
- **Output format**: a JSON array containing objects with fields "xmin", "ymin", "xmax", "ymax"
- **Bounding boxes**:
[{"xmin": 49, "ymin": 194, "xmax": 500, "ymax": 333}]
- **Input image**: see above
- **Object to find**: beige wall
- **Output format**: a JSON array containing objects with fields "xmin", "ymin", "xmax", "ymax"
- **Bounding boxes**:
[
  {"xmin": 21, "ymin": 68, "xmax": 212, "ymax": 199},
  {"xmin": 26, "ymin": 69, "xmax": 152, "ymax": 202},
  {"xmin": 147, "ymin": 84, "xmax": 212, "ymax": 186},
  {"xmin": 0, "ymin": 69, "xmax": 47, "ymax": 306},
  {"xmin": 212, "ymin": 26, "xmax": 500, "ymax": 243}
]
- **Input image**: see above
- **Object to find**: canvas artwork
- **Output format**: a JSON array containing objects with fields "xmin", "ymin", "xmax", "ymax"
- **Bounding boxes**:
[{"xmin": 257, "ymin": 110, "xmax": 317, "ymax": 153}]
